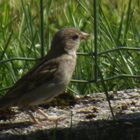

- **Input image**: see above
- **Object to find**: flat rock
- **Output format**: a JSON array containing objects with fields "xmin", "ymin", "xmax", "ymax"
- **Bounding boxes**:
[{"xmin": 1, "ymin": 89, "xmax": 140, "ymax": 140}]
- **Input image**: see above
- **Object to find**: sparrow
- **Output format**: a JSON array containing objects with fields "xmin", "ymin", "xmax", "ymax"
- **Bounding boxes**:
[{"xmin": 0, "ymin": 28, "xmax": 89, "ymax": 123}]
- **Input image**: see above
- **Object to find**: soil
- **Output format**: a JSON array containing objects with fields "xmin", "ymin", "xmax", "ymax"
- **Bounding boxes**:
[{"xmin": 1, "ymin": 89, "xmax": 140, "ymax": 140}]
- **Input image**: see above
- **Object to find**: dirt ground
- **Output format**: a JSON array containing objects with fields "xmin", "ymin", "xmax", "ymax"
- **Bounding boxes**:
[{"xmin": 1, "ymin": 89, "xmax": 140, "ymax": 140}]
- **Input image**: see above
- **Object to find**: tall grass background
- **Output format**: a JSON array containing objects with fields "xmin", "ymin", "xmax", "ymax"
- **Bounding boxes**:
[{"xmin": 0, "ymin": 0, "xmax": 140, "ymax": 96}]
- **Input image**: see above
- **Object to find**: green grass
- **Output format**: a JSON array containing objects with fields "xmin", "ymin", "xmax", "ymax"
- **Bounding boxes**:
[{"xmin": 0, "ymin": 0, "xmax": 140, "ymax": 96}]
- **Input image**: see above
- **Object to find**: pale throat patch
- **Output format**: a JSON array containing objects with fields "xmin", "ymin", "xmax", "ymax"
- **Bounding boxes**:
[{"xmin": 67, "ymin": 49, "xmax": 76, "ymax": 57}]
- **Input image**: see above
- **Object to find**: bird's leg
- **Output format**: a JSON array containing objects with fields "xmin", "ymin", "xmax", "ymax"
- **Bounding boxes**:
[
  {"xmin": 26, "ymin": 107, "xmax": 65, "ymax": 124},
  {"xmin": 26, "ymin": 110, "xmax": 40, "ymax": 124},
  {"xmin": 36, "ymin": 108, "xmax": 62, "ymax": 122}
]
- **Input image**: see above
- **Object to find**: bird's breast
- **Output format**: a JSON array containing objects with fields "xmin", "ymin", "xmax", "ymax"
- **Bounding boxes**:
[{"xmin": 55, "ymin": 55, "xmax": 76, "ymax": 85}]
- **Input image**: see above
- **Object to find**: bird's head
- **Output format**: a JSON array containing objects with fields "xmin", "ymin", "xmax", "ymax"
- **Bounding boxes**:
[{"xmin": 50, "ymin": 28, "xmax": 89, "ymax": 56}]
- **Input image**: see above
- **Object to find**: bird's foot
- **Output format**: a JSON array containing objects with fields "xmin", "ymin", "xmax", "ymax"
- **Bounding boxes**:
[
  {"xmin": 27, "ymin": 108, "xmax": 65, "ymax": 125},
  {"xmin": 37, "ymin": 108, "xmax": 65, "ymax": 123}
]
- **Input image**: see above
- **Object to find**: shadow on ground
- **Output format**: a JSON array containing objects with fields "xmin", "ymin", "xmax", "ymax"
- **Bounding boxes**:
[{"xmin": 1, "ymin": 112, "xmax": 140, "ymax": 140}]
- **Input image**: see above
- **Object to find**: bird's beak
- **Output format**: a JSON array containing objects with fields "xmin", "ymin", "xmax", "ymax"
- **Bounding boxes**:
[{"xmin": 80, "ymin": 32, "xmax": 90, "ymax": 40}]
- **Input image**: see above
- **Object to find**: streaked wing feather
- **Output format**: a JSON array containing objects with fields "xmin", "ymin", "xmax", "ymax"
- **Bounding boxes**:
[{"xmin": 0, "ymin": 59, "xmax": 59, "ymax": 107}]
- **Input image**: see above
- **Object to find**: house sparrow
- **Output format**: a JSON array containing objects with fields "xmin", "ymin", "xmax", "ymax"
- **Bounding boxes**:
[{"xmin": 0, "ymin": 28, "xmax": 89, "ymax": 123}]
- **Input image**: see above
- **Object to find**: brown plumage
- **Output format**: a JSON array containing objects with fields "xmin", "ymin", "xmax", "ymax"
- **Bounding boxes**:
[{"xmin": 0, "ymin": 28, "xmax": 89, "ymax": 122}]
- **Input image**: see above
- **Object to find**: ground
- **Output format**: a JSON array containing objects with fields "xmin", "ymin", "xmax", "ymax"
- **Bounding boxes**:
[{"xmin": 1, "ymin": 89, "xmax": 140, "ymax": 140}]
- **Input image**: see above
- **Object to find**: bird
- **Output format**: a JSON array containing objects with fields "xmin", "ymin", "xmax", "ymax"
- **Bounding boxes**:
[{"xmin": 0, "ymin": 28, "xmax": 89, "ymax": 123}]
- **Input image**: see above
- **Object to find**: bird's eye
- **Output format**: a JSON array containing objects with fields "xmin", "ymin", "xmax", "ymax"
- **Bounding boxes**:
[{"xmin": 72, "ymin": 35, "xmax": 79, "ymax": 40}]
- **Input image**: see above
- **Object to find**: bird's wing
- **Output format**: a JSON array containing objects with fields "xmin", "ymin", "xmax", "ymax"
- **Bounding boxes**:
[{"xmin": 0, "ymin": 59, "xmax": 59, "ymax": 108}]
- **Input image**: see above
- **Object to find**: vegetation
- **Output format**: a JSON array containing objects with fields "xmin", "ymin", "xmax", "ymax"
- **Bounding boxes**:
[{"xmin": 0, "ymin": 0, "xmax": 140, "ymax": 96}]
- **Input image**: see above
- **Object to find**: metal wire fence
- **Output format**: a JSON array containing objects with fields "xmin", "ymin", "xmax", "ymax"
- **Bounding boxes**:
[
  {"xmin": 0, "ymin": 0, "xmax": 140, "ymax": 94},
  {"xmin": 0, "ymin": 0, "xmax": 140, "ymax": 118}
]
